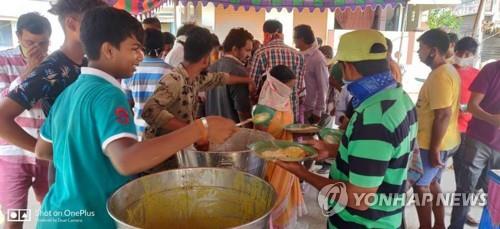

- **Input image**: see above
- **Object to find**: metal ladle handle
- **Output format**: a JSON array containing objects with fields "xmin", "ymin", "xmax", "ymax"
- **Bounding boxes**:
[{"xmin": 236, "ymin": 118, "xmax": 253, "ymax": 127}]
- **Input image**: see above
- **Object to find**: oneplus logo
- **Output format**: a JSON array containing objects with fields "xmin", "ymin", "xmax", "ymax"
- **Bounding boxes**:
[{"xmin": 7, "ymin": 209, "xmax": 31, "ymax": 222}]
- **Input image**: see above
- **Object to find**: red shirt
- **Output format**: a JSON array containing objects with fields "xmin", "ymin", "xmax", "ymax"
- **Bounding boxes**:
[{"xmin": 455, "ymin": 65, "xmax": 480, "ymax": 132}]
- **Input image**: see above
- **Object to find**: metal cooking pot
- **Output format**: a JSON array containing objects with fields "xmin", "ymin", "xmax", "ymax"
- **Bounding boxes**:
[
  {"xmin": 107, "ymin": 168, "xmax": 277, "ymax": 229},
  {"xmin": 177, "ymin": 128, "xmax": 274, "ymax": 178}
]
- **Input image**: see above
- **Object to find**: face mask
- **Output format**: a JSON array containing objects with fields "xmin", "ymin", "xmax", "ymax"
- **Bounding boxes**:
[
  {"xmin": 454, "ymin": 56, "xmax": 475, "ymax": 67},
  {"xmin": 424, "ymin": 51, "xmax": 435, "ymax": 67}
]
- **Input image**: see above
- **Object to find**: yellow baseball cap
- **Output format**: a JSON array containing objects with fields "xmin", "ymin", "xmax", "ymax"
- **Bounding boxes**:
[{"xmin": 335, "ymin": 30, "xmax": 387, "ymax": 62}]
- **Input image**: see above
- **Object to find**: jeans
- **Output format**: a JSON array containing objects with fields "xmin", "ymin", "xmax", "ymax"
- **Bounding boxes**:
[{"xmin": 449, "ymin": 137, "xmax": 500, "ymax": 229}]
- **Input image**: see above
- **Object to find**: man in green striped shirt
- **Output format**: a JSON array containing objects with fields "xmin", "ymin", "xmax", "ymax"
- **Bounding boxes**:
[{"xmin": 277, "ymin": 30, "xmax": 417, "ymax": 228}]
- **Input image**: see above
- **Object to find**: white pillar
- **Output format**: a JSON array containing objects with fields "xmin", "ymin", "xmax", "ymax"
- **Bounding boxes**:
[{"xmin": 201, "ymin": 3, "xmax": 215, "ymax": 31}]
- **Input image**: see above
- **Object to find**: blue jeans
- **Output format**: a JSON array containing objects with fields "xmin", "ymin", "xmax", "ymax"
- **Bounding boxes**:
[{"xmin": 449, "ymin": 137, "xmax": 500, "ymax": 229}]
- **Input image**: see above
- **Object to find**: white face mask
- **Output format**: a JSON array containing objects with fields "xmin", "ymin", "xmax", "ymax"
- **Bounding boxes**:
[{"xmin": 454, "ymin": 56, "xmax": 476, "ymax": 67}]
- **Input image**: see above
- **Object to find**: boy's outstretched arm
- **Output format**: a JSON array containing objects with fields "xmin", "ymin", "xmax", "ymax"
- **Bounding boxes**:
[
  {"xmin": 276, "ymin": 161, "xmax": 377, "ymax": 211},
  {"xmin": 105, "ymin": 116, "xmax": 236, "ymax": 176}
]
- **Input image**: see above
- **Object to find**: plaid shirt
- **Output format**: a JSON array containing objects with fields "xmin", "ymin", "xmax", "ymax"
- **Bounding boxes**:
[
  {"xmin": 249, "ymin": 39, "xmax": 306, "ymax": 121},
  {"xmin": 0, "ymin": 47, "xmax": 45, "ymax": 165}
]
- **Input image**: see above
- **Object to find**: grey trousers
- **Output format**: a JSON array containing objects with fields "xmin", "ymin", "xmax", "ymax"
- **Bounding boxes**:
[{"xmin": 449, "ymin": 136, "xmax": 500, "ymax": 229}]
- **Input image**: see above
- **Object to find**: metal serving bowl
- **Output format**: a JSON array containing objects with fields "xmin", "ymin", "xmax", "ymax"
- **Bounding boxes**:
[
  {"xmin": 177, "ymin": 128, "xmax": 274, "ymax": 178},
  {"xmin": 107, "ymin": 168, "xmax": 277, "ymax": 229}
]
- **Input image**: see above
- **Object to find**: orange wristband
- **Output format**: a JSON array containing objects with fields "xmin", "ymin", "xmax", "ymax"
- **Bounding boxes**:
[{"xmin": 195, "ymin": 117, "xmax": 208, "ymax": 142}]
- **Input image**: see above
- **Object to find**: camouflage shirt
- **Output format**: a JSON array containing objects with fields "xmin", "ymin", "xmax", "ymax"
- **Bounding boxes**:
[{"xmin": 142, "ymin": 65, "xmax": 228, "ymax": 139}]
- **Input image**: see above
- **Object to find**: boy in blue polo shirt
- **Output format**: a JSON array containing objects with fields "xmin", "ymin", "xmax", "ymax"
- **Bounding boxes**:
[{"xmin": 34, "ymin": 7, "xmax": 236, "ymax": 229}]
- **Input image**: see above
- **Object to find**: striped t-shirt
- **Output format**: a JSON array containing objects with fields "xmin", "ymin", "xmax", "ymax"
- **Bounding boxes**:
[
  {"xmin": 329, "ymin": 86, "xmax": 417, "ymax": 228},
  {"xmin": 122, "ymin": 57, "xmax": 171, "ymax": 138},
  {"xmin": 0, "ymin": 47, "xmax": 25, "ymax": 94},
  {"xmin": 0, "ymin": 47, "xmax": 45, "ymax": 164}
]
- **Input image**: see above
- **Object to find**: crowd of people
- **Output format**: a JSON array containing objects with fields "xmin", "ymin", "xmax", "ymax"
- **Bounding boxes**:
[{"xmin": 0, "ymin": 0, "xmax": 498, "ymax": 228}]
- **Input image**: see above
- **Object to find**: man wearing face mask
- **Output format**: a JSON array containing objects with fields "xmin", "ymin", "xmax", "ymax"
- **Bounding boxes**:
[
  {"xmin": 449, "ymin": 37, "xmax": 485, "ymax": 228},
  {"xmin": 450, "ymin": 36, "xmax": 481, "ymax": 226},
  {"xmin": 0, "ymin": 12, "xmax": 51, "ymax": 229},
  {"xmin": 275, "ymin": 30, "xmax": 417, "ymax": 228},
  {"xmin": 204, "ymin": 28, "xmax": 254, "ymax": 124},
  {"xmin": 454, "ymin": 37, "xmax": 480, "ymax": 139},
  {"xmin": 413, "ymin": 29, "xmax": 461, "ymax": 229}
]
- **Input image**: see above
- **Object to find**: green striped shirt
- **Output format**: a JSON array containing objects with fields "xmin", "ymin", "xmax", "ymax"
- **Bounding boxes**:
[{"xmin": 328, "ymin": 86, "xmax": 417, "ymax": 229}]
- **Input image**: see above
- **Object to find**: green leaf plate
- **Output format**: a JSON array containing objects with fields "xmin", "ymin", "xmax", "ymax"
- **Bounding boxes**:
[
  {"xmin": 284, "ymin": 124, "xmax": 320, "ymax": 134},
  {"xmin": 319, "ymin": 128, "xmax": 344, "ymax": 145}
]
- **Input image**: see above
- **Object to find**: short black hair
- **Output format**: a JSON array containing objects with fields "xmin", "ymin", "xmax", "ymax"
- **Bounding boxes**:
[
  {"xmin": 48, "ymin": 0, "xmax": 106, "ymax": 23},
  {"xmin": 294, "ymin": 24, "xmax": 315, "ymax": 45},
  {"xmin": 211, "ymin": 33, "xmax": 221, "ymax": 47},
  {"xmin": 448, "ymin": 32, "xmax": 459, "ymax": 44},
  {"xmin": 162, "ymin": 32, "xmax": 175, "ymax": 45},
  {"xmin": 176, "ymin": 23, "xmax": 198, "ymax": 37},
  {"xmin": 144, "ymin": 29, "xmax": 164, "ymax": 57},
  {"xmin": 417, "ymin": 29, "xmax": 450, "ymax": 55},
  {"xmin": 385, "ymin": 38, "xmax": 393, "ymax": 54},
  {"xmin": 270, "ymin": 65, "xmax": 296, "ymax": 84},
  {"xmin": 80, "ymin": 6, "xmax": 144, "ymax": 60},
  {"xmin": 16, "ymin": 12, "xmax": 52, "ymax": 36},
  {"xmin": 222, "ymin": 28, "xmax": 254, "ymax": 53},
  {"xmin": 316, "ymin": 37, "xmax": 323, "ymax": 46},
  {"xmin": 454, "ymin": 36, "xmax": 478, "ymax": 54},
  {"xmin": 142, "ymin": 17, "xmax": 161, "ymax": 30},
  {"xmin": 344, "ymin": 59, "xmax": 390, "ymax": 76},
  {"xmin": 263, "ymin": 20, "xmax": 282, "ymax": 33},
  {"xmin": 318, "ymin": 45, "xmax": 333, "ymax": 59},
  {"xmin": 184, "ymin": 27, "xmax": 215, "ymax": 63}
]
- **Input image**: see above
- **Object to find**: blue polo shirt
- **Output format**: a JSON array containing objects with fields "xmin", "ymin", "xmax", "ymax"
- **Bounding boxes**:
[{"xmin": 38, "ymin": 67, "xmax": 137, "ymax": 229}]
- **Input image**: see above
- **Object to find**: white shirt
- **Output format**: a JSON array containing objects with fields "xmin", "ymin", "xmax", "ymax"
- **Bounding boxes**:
[
  {"xmin": 334, "ymin": 85, "xmax": 353, "ymax": 125},
  {"xmin": 164, "ymin": 35, "xmax": 186, "ymax": 67}
]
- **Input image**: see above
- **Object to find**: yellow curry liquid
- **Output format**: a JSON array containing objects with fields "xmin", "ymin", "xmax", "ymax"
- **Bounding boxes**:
[{"xmin": 122, "ymin": 172, "xmax": 274, "ymax": 229}]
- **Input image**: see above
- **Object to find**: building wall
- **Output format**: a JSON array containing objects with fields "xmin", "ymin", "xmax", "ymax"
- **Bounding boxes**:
[
  {"xmin": 214, "ymin": 5, "xmax": 265, "ymax": 43},
  {"xmin": 213, "ymin": 6, "xmax": 329, "ymax": 46},
  {"xmin": 293, "ymin": 9, "xmax": 328, "ymax": 44},
  {"xmin": 459, "ymin": 14, "xmax": 476, "ymax": 36},
  {"xmin": 481, "ymin": 33, "xmax": 500, "ymax": 61}
]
